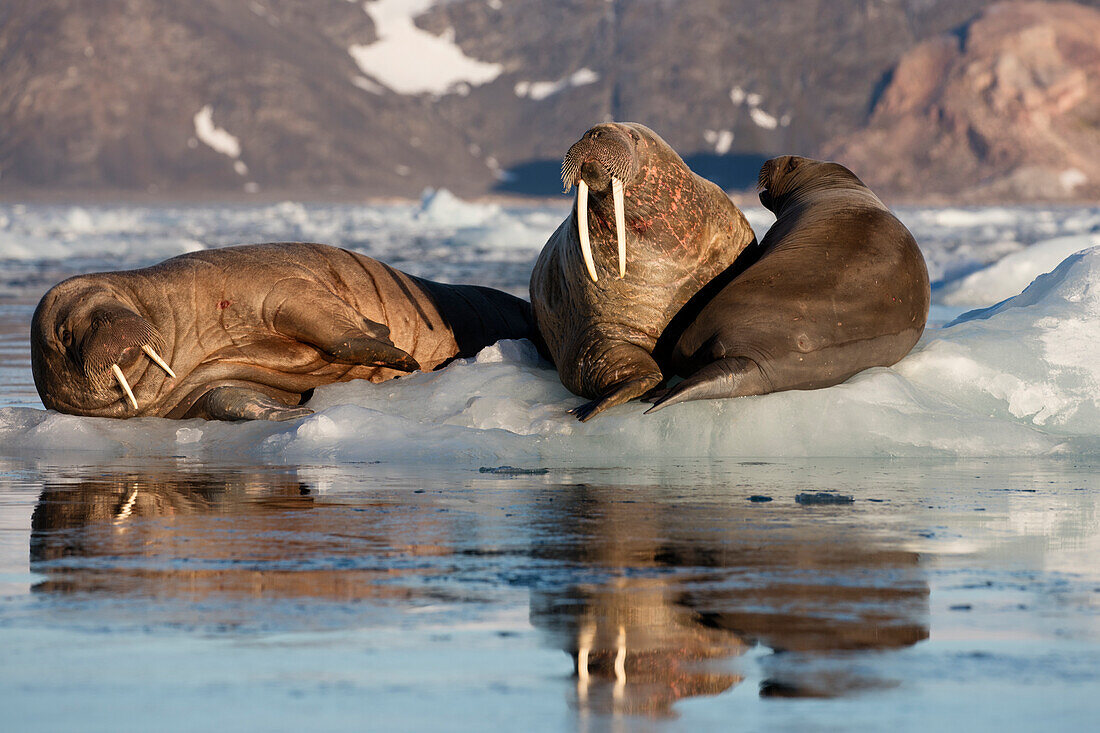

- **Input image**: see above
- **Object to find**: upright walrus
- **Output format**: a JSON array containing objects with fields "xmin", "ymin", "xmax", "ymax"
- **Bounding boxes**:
[
  {"xmin": 31, "ymin": 242, "xmax": 534, "ymax": 420},
  {"xmin": 530, "ymin": 123, "xmax": 756, "ymax": 421},
  {"xmin": 646, "ymin": 156, "xmax": 930, "ymax": 413}
]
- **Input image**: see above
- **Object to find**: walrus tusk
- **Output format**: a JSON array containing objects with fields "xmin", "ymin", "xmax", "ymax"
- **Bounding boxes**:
[
  {"xmin": 612, "ymin": 177, "xmax": 626, "ymax": 278},
  {"xmin": 111, "ymin": 363, "xmax": 139, "ymax": 410},
  {"xmin": 577, "ymin": 179, "xmax": 598, "ymax": 282},
  {"xmin": 142, "ymin": 344, "xmax": 176, "ymax": 378}
]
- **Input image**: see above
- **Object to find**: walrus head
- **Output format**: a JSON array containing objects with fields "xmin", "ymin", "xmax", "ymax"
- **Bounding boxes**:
[
  {"xmin": 560, "ymin": 123, "xmax": 654, "ymax": 283},
  {"xmin": 31, "ymin": 276, "xmax": 176, "ymax": 415},
  {"xmin": 758, "ymin": 155, "xmax": 869, "ymax": 213}
]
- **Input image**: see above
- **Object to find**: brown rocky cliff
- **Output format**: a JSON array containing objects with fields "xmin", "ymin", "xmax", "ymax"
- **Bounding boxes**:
[
  {"xmin": 825, "ymin": 1, "xmax": 1100, "ymax": 202},
  {"xmin": 3, "ymin": 0, "xmax": 1100, "ymax": 200}
]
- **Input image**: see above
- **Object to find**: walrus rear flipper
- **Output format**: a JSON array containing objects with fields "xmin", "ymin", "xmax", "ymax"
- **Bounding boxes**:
[
  {"xmin": 644, "ymin": 357, "xmax": 769, "ymax": 414},
  {"xmin": 190, "ymin": 386, "xmax": 313, "ymax": 421},
  {"xmin": 265, "ymin": 280, "xmax": 421, "ymax": 372}
]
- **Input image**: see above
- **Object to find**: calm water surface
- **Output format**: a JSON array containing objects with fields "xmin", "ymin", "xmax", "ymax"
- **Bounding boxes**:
[
  {"xmin": 1, "ymin": 456, "xmax": 1097, "ymax": 731},
  {"xmin": 1, "ymin": 208, "xmax": 1098, "ymax": 730}
]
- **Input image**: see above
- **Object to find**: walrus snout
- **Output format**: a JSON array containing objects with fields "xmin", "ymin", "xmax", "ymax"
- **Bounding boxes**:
[
  {"xmin": 560, "ymin": 125, "xmax": 637, "ymax": 192},
  {"xmin": 77, "ymin": 305, "xmax": 174, "ymax": 410},
  {"xmin": 561, "ymin": 124, "xmax": 641, "ymax": 283}
]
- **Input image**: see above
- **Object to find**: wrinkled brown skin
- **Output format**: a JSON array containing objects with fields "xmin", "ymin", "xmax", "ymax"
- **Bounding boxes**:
[
  {"xmin": 31, "ymin": 242, "xmax": 535, "ymax": 420},
  {"xmin": 646, "ymin": 156, "xmax": 931, "ymax": 412},
  {"xmin": 530, "ymin": 123, "xmax": 756, "ymax": 421}
]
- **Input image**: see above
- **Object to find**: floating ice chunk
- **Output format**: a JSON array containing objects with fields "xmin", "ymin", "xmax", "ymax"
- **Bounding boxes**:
[
  {"xmin": 926, "ymin": 208, "xmax": 1021, "ymax": 228},
  {"xmin": 414, "ymin": 188, "xmax": 501, "ymax": 226},
  {"xmin": 915, "ymin": 247, "xmax": 1100, "ymax": 433},
  {"xmin": 940, "ymin": 233, "xmax": 1100, "ymax": 307},
  {"xmin": 175, "ymin": 427, "xmax": 203, "ymax": 444}
]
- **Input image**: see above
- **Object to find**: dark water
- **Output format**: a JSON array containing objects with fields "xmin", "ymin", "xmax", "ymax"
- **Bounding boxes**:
[{"xmin": 1, "ymin": 456, "xmax": 1097, "ymax": 731}]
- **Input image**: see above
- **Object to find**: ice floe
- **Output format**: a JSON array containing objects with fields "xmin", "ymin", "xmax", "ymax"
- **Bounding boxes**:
[{"xmin": 4, "ymin": 197, "xmax": 1100, "ymax": 463}]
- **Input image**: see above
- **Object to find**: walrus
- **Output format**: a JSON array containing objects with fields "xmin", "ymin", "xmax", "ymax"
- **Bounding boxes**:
[
  {"xmin": 31, "ymin": 242, "xmax": 534, "ymax": 420},
  {"xmin": 645, "ymin": 155, "xmax": 930, "ymax": 413},
  {"xmin": 530, "ymin": 122, "xmax": 757, "ymax": 421}
]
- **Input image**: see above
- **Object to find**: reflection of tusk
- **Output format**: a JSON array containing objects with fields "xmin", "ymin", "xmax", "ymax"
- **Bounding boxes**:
[
  {"xmin": 577, "ymin": 179, "xmax": 598, "ymax": 282},
  {"xmin": 614, "ymin": 624, "xmax": 627, "ymax": 682},
  {"xmin": 612, "ymin": 177, "xmax": 626, "ymax": 278},
  {"xmin": 111, "ymin": 363, "xmax": 138, "ymax": 410},
  {"xmin": 115, "ymin": 488, "xmax": 138, "ymax": 522},
  {"xmin": 142, "ymin": 345, "xmax": 176, "ymax": 378},
  {"xmin": 613, "ymin": 624, "xmax": 627, "ymax": 702},
  {"xmin": 577, "ymin": 621, "xmax": 594, "ymax": 688}
]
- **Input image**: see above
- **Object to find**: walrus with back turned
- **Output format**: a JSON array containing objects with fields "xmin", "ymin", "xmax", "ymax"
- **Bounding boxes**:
[
  {"xmin": 646, "ymin": 156, "xmax": 930, "ymax": 413},
  {"xmin": 31, "ymin": 242, "xmax": 534, "ymax": 420},
  {"xmin": 530, "ymin": 122, "xmax": 756, "ymax": 421}
]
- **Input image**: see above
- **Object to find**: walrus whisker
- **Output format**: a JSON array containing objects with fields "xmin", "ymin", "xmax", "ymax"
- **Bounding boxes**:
[
  {"xmin": 111, "ymin": 363, "xmax": 138, "ymax": 410},
  {"xmin": 561, "ymin": 158, "xmax": 578, "ymax": 193},
  {"xmin": 577, "ymin": 179, "xmax": 598, "ymax": 282},
  {"xmin": 142, "ymin": 345, "xmax": 176, "ymax": 379},
  {"xmin": 612, "ymin": 177, "xmax": 626, "ymax": 278}
]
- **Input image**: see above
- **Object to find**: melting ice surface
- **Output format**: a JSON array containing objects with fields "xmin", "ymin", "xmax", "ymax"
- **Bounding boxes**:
[{"xmin": 3, "ymin": 196, "xmax": 1100, "ymax": 461}]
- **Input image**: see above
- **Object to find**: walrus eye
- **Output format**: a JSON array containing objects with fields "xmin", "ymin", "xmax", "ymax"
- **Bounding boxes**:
[
  {"xmin": 59, "ymin": 328, "xmax": 72, "ymax": 348},
  {"xmin": 785, "ymin": 158, "xmax": 799, "ymax": 174}
]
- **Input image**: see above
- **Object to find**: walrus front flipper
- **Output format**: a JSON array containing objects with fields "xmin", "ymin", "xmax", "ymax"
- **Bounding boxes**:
[
  {"xmin": 644, "ymin": 357, "xmax": 769, "ymax": 414},
  {"xmin": 567, "ymin": 342, "xmax": 664, "ymax": 422},
  {"xmin": 570, "ymin": 373, "xmax": 663, "ymax": 422},
  {"xmin": 265, "ymin": 280, "xmax": 420, "ymax": 372},
  {"xmin": 192, "ymin": 386, "xmax": 314, "ymax": 421}
]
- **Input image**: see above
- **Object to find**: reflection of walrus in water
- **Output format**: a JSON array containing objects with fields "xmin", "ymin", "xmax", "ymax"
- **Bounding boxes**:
[
  {"xmin": 28, "ymin": 469, "xmax": 451, "ymax": 602},
  {"xmin": 31, "ymin": 243, "xmax": 534, "ymax": 420},
  {"xmin": 647, "ymin": 156, "xmax": 930, "ymax": 412},
  {"xmin": 530, "ymin": 123, "xmax": 756, "ymax": 421},
  {"xmin": 527, "ymin": 485, "xmax": 929, "ymax": 715}
]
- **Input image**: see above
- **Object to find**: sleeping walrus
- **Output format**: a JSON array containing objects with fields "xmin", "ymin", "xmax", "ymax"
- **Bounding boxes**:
[
  {"xmin": 530, "ymin": 122, "xmax": 757, "ymax": 421},
  {"xmin": 31, "ymin": 242, "xmax": 534, "ymax": 420}
]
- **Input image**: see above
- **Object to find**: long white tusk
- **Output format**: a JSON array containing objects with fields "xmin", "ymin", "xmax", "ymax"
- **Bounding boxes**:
[
  {"xmin": 111, "ymin": 364, "xmax": 139, "ymax": 410},
  {"xmin": 612, "ymin": 177, "xmax": 626, "ymax": 278},
  {"xmin": 577, "ymin": 179, "xmax": 598, "ymax": 282},
  {"xmin": 142, "ymin": 344, "xmax": 176, "ymax": 378}
]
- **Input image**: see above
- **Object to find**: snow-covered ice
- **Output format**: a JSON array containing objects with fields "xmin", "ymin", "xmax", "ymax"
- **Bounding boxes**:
[{"xmin": 2, "ymin": 196, "xmax": 1100, "ymax": 462}]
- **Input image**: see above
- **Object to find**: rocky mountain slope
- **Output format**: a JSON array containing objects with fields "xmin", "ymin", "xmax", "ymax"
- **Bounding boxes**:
[
  {"xmin": 825, "ymin": 1, "xmax": 1100, "ymax": 202},
  {"xmin": 1, "ymin": 0, "xmax": 1098, "ymax": 201}
]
